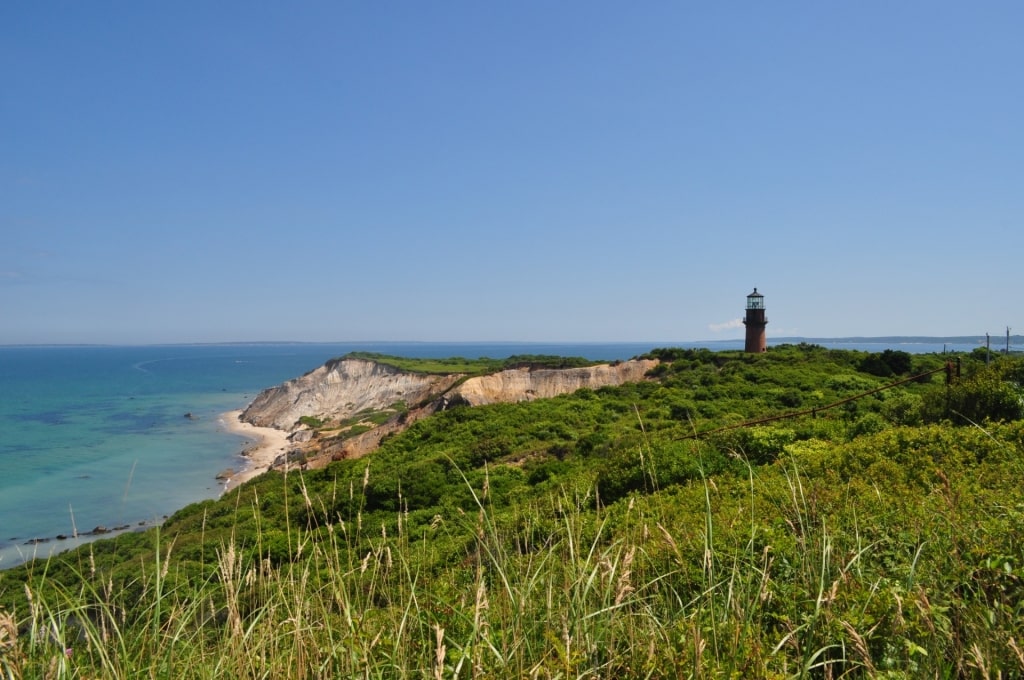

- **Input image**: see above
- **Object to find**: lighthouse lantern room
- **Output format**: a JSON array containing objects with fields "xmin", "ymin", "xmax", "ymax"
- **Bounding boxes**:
[{"xmin": 743, "ymin": 288, "xmax": 768, "ymax": 353}]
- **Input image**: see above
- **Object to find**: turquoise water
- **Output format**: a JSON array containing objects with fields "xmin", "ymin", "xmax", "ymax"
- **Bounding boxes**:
[
  {"xmin": 0, "ymin": 342, "xmax": 671, "ymax": 567},
  {"xmin": 0, "ymin": 344, "xmax": 357, "ymax": 566},
  {"xmin": 0, "ymin": 338, "xmax": 976, "ymax": 568}
]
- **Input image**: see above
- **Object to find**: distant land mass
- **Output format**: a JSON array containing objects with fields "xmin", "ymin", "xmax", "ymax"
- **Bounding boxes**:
[
  {"xmin": 774, "ymin": 336, "xmax": 1022, "ymax": 345},
  {"xmin": 1, "ymin": 336, "xmax": 1021, "ymax": 350}
]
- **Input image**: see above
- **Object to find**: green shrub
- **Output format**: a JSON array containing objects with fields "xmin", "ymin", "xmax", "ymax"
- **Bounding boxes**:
[
  {"xmin": 922, "ymin": 362, "xmax": 1024, "ymax": 424},
  {"xmin": 849, "ymin": 411, "xmax": 888, "ymax": 439},
  {"xmin": 881, "ymin": 392, "xmax": 924, "ymax": 426},
  {"xmin": 709, "ymin": 425, "xmax": 796, "ymax": 465},
  {"xmin": 860, "ymin": 349, "xmax": 913, "ymax": 377},
  {"xmin": 298, "ymin": 415, "xmax": 324, "ymax": 428}
]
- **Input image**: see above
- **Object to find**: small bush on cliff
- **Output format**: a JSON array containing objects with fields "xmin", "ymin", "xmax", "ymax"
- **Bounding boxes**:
[{"xmin": 298, "ymin": 415, "xmax": 324, "ymax": 428}]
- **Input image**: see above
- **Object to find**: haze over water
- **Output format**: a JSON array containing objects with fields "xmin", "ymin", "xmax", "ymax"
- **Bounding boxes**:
[{"xmin": 0, "ymin": 339, "xmax": 985, "ymax": 567}]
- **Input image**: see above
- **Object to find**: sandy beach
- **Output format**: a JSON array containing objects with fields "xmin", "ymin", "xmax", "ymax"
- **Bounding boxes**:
[{"xmin": 219, "ymin": 410, "xmax": 292, "ymax": 491}]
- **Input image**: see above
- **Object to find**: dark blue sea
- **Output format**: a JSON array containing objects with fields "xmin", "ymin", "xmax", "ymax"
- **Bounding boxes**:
[{"xmin": 0, "ymin": 339, "xmax": 980, "ymax": 567}]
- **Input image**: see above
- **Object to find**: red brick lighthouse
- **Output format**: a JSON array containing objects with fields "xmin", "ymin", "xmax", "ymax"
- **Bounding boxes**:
[{"xmin": 743, "ymin": 288, "xmax": 768, "ymax": 353}]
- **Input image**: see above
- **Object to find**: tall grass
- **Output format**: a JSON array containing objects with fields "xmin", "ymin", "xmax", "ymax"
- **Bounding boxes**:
[{"xmin": 2, "ymin": 447, "xmax": 1023, "ymax": 679}]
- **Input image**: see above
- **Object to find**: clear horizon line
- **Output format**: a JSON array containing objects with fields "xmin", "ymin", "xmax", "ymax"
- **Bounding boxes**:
[{"xmin": 1, "ymin": 334, "xmax": 1015, "ymax": 349}]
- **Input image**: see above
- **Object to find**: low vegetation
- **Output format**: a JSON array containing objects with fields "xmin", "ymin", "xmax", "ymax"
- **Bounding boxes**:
[
  {"xmin": 2, "ymin": 344, "xmax": 1023, "ymax": 678},
  {"xmin": 342, "ymin": 352, "xmax": 599, "ymax": 376}
]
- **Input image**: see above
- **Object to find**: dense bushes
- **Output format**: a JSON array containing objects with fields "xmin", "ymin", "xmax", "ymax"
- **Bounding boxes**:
[
  {"xmin": 859, "ymin": 349, "xmax": 914, "ymax": 376},
  {"xmin": 923, "ymin": 360, "xmax": 1024, "ymax": 424}
]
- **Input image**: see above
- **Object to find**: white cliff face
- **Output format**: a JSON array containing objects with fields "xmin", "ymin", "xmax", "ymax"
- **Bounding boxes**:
[
  {"xmin": 308, "ymin": 359, "xmax": 661, "ymax": 463},
  {"xmin": 241, "ymin": 358, "xmax": 464, "ymax": 430},
  {"xmin": 448, "ymin": 360, "xmax": 660, "ymax": 406},
  {"xmin": 240, "ymin": 357, "xmax": 661, "ymax": 468}
]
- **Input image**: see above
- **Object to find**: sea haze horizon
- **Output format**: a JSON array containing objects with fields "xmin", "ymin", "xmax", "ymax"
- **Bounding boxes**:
[{"xmin": 1, "ymin": 334, "xmax": 1013, "ymax": 350}]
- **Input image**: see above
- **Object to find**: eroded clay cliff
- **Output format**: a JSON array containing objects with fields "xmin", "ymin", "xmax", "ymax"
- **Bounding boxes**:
[
  {"xmin": 449, "ymin": 360, "xmax": 659, "ymax": 406},
  {"xmin": 240, "ymin": 356, "xmax": 659, "ymax": 469},
  {"xmin": 241, "ymin": 358, "xmax": 464, "ymax": 430}
]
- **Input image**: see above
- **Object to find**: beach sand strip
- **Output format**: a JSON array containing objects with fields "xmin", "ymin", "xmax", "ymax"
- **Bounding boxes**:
[{"xmin": 219, "ymin": 410, "xmax": 291, "ymax": 491}]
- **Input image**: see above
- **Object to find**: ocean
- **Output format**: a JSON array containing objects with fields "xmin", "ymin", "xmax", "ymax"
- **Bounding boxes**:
[{"xmin": 0, "ymin": 338, "xmax": 982, "ymax": 568}]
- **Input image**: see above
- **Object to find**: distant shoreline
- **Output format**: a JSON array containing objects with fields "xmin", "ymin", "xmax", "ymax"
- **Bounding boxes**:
[{"xmin": 772, "ymin": 336, "xmax": 998, "ymax": 344}]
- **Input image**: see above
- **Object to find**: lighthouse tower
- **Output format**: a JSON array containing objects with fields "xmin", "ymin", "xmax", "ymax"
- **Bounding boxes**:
[{"xmin": 743, "ymin": 288, "xmax": 768, "ymax": 353}]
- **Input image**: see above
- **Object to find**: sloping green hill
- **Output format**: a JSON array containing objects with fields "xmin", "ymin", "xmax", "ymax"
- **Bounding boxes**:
[{"xmin": 2, "ymin": 344, "xmax": 1023, "ymax": 678}]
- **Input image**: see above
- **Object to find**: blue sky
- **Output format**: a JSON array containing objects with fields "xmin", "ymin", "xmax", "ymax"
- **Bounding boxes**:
[{"xmin": 3, "ymin": 2, "xmax": 1022, "ymax": 344}]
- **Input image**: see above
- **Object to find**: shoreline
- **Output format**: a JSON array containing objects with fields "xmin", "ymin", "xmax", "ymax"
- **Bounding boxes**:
[
  {"xmin": 1, "ymin": 412, "xmax": 290, "ymax": 569},
  {"xmin": 218, "ymin": 410, "xmax": 291, "ymax": 491}
]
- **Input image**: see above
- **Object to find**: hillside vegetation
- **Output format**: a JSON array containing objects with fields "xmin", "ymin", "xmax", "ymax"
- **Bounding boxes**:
[{"xmin": 2, "ymin": 344, "xmax": 1024, "ymax": 678}]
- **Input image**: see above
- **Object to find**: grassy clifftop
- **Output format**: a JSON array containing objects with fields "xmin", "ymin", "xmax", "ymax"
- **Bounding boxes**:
[
  {"xmin": 2, "ymin": 344, "xmax": 1024, "ymax": 677},
  {"xmin": 339, "ymin": 351, "xmax": 602, "ymax": 375}
]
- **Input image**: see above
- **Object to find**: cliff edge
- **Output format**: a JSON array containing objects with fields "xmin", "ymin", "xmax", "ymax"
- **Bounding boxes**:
[
  {"xmin": 241, "ymin": 357, "xmax": 464, "ymax": 430},
  {"xmin": 449, "ymin": 360, "xmax": 658, "ymax": 406},
  {"xmin": 239, "ymin": 355, "xmax": 659, "ymax": 471}
]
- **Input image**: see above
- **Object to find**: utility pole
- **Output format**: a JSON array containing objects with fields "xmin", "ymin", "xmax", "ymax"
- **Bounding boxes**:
[
  {"xmin": 986, "ymin": 333, "xmax": 991, "ymax": 365},
  {"xmin": 1008, "ymin": 327, "xmax": 1012, "ymax": 354}
]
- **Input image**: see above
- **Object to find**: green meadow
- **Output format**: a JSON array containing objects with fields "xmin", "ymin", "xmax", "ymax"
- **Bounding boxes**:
[{"xmin": 2, "ymin": 344, "xmax": 1023, "ymax": 678}]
